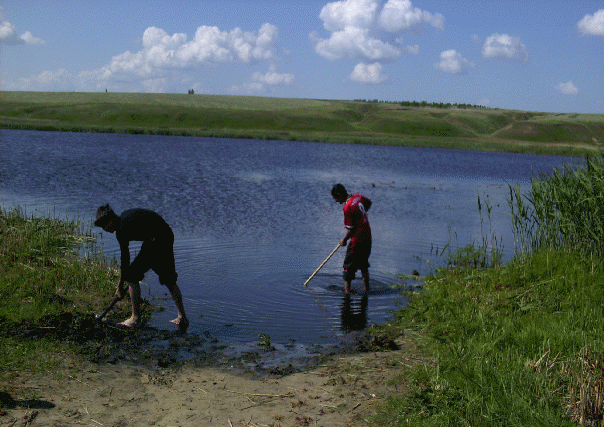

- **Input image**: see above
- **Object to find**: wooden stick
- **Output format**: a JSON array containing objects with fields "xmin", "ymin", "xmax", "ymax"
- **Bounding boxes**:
[
  {"xmin": 304, "ymin": 243, "xmax": 341, "ymax": 287},
  {"xmin": 96, "ymin": 296, "xmax": 120, "ymax": 320}
]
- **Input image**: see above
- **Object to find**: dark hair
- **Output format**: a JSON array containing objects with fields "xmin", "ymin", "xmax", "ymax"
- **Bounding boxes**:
[
  {"xmin": 331, "ymin": 183, "xmax": 347, "ymax": 199},
  {"xmin": 94, "ymin": 204, "xmax": 116, "ymax": 227}
]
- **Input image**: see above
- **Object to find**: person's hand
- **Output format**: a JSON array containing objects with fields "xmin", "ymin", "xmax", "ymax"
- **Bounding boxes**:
[{"xmin": 339, "ymin": 238, "xmax": 348, "ymax": 247}]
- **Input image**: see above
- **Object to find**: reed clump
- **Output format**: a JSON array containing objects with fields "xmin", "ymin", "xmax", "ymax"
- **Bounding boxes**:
[{"xmin": 373, "ymin": 155, "xmax": 604, "ymax": 426}]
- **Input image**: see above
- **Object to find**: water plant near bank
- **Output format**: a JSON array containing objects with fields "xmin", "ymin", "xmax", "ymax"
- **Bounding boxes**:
[{"xmin": 372, "ymin": 155, "xmax": 603, "ymax": 426}]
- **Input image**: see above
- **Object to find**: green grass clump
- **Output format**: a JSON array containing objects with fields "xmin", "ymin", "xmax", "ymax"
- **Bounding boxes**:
[
  {"xmin": 0, "ymin": 207, "xmax": 118, "ymax": 375},
  {"xmin": 373, "ymin": 156, "xmax": 604, "ymax": 426}
]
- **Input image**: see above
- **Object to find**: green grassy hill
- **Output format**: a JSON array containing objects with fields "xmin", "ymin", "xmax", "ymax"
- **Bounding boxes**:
[{"xmin": 1, "ymin": 91, "xmax": 602, "ymax": 156}]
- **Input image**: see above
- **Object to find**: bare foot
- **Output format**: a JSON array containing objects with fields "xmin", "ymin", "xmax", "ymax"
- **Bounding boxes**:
[
  {"xmin": 170, "ymin": 317, "xmax": 189, "ymax": 333},
  {"xmin": 120, "ymin": 317, "xmax": 141, "ymax": 328}
]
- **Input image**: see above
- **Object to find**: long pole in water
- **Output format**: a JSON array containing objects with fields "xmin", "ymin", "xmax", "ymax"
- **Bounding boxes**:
[{"xmin": 304, "ymin": 243, "xmax": 341, "ymax": 287}]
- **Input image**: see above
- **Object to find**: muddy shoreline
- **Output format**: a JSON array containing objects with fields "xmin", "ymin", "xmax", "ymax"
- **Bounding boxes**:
[
  {"xmin": 0, "ymin": 311, "xmax": 419, "ymax": 427},
  {"xmin": 0, "ymin": 310, "xmax": 399, "ymax": 375}
]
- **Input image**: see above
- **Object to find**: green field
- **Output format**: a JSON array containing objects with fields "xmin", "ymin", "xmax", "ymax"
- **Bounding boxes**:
[{"xmin": 1, "ymin": 91, "xmax": 602, "ymax": 156}]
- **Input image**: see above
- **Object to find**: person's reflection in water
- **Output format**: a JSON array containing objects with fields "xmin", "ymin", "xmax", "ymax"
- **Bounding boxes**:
[{"xmin": 340, "ymin": 293, "xmax": 369, "ymax": 332}]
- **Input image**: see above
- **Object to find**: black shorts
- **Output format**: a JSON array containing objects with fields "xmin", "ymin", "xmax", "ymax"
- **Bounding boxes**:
[
  {"xmin": 122, "ymin": 235, "xmax": 178, "ymax": 286},
  {"xmin": 343, "ymin": 240, "xmax": 371, "ymax": 281}
]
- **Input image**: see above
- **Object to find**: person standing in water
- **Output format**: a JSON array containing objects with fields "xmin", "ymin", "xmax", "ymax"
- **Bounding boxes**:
[
  {"xmin": 331, "ymin": 184, "xmax": 372, "ymax": 295},
  {"xmin": 94, "ymin": 204, "xmax": 189, "ymax": 332}
]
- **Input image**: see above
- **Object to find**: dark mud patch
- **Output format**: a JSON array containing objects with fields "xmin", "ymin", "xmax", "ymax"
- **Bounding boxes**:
[
  {"xmin": 0, "ymin": 312, "xmax": 402, "ymax": 378},
  {"xmin": 0, "ymin": 312, "xmax": 215, "ymax": 368}
]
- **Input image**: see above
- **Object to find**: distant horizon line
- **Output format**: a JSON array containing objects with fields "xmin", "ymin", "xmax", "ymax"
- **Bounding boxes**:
[{"xmin": 1, "ymin": 89, "xmax": 603, "ymax": 115}]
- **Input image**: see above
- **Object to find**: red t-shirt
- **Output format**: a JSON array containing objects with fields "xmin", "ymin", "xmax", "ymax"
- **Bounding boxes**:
[{"xmin": 343, "ymin": 194, "xmax": 371, "ymax": 248}]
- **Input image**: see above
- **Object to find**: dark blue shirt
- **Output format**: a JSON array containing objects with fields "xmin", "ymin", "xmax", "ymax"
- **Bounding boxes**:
[{"xmin": 115, "ymin": 208, "xmax": 172, "ymax": 273}]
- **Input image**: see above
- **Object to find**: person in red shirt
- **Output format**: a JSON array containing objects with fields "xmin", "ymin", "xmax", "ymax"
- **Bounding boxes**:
[{"xmin": 331, "ymin": 184, "xmax": 372, "ymax": 295}]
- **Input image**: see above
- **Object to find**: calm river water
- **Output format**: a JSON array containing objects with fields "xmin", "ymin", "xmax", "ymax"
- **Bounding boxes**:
[{"xmin": 0, "ymin": 129, "xmax": 580, "ymax": 355}]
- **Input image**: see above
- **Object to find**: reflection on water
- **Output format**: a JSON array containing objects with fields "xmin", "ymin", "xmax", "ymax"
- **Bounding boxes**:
[
  {"xmin": 340, "ymin": 294, "xmax": 369, "ymax": 333},
  {"xmin": 0, "ymin": 129, "xmax": 581, "ymax": 349}
]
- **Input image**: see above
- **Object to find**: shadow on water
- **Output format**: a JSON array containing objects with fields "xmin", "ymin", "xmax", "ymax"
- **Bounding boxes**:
[{"xmin": 340, "ymin": 293, "xmax": 369, "ymax": 333}]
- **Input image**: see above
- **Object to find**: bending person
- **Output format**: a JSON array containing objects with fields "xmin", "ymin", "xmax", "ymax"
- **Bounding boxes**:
[
  {"xmin": 331, "ymin": 184, "xmax": 372, "ymax": 295},
  {"xmin": 94, "ymin": 205, "xmax": 189, "ymax": 332}
]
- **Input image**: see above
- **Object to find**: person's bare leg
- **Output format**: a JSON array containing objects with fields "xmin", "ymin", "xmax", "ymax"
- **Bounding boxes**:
[
  {"xmin": 344, "ymin": 280, "xmax": 352, "ymax": 295},
  {"xmin": 362, "ymin": 269, "xmax": 370, "ymax": 292},
  {"xmin": 121, "ymin": 281, "xmax": 141, "ymax": 328},
  {"xmin": 166, "ymin": 283, "xmax": 189, "ymax": 332}
]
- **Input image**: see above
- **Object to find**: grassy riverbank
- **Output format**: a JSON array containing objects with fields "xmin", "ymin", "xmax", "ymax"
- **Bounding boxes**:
[
  {"xmin": 371, "ymin": 156, "xmax": 604, "ymax": 426},
  {"xmin": 1, "ymin": 91, "xmax": 602, "ymax": 157},
  {"xmin": 0, "ymin": 207, "xmax": 120, "ymax": 375}
]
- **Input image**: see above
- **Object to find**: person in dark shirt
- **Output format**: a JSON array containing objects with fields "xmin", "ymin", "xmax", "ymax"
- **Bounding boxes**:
[
  {"xmin": 331, "ymin": 184, "xmax": 372, "ymax": 295},
  {"xmin": 94, "ymin": 204, "xmax": 189, "ymax": 332}
]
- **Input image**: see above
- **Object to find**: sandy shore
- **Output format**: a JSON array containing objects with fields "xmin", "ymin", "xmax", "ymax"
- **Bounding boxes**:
[{"xmin": 0, "ymin": 334, "xmax": 427, "ymax": 427}]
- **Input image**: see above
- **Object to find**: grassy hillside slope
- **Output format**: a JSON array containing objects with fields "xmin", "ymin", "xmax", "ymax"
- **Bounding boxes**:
[{"xmin": 1, "ymin": 91, "xmax": 602, "ymax": 156}]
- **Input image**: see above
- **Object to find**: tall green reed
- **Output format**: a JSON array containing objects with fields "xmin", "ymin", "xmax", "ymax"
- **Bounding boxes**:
[{"xmin": 508, "ymin": 155, "xmax": 604, "ymax": 258}]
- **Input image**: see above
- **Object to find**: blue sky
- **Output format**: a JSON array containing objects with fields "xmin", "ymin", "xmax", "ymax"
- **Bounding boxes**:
[{"xmin": 1, "ymin": 0, "xmax": 603, "ymax": 113}]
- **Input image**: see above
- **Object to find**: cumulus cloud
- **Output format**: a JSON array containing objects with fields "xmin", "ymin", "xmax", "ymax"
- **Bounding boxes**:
[
  {"xmin": 99, "ymin": 23, "xmax": 280, "ymax": 80},
  {"xmin": 312, "ymin": 26, "xmax": 400, "ymax": 60},
  {"xmin": 434, "ymin": 49, "xmax": 474, "ymax": 74},
  {"xmin": 396, "ymin": 40, "xmax": 419, "ymax": 54},
  {"xmin": 349, "ymin": 62, "xmax": 388, "ymax": 83},
  {"xmin": 230, "ymin": 65, "xmax": 295, "ymax": 95},
  {"xmin": 577, "ymin": 9, "xmax": 604, "ymax": 36},
  {"xmin": 555, "ymin": 81, "xmax": 579, "ymax": 96},
  {"xmin": 252, "ymin": 65, "xmax": 294, "ymax": 86},
  {"xmin": 482, "ymin": 33, "xmax": 528, "ymax": 62},
  {"xmin": 0, "ymin": 19, "xmax": 16, "ymax": 40},
  {"xmin": 378, "ymin": 0, "xmax": 445, "ymax": 33},
  {"xmin": 3, "ymin": 69, "xmax": 70, "ymax": 91},
  {"xmin": 229, "ymin": 82, "xmax": 265, "ymax": 95},
  {"xmin": 320, "ymin": 0, "xmax": 379, "ymax": 32},
  {"xmin": 19, "ymin": 31, "xmax": 45, "ymax": 45},
  {"xmin": 0, "ymin": 7, "xmax": 45, "ymax": 45},
  {"xmin": 312, "ymin": 0, "xmax": 444, "ymax": 62}
]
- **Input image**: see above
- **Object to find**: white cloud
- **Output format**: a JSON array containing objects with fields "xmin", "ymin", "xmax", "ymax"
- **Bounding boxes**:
[
  {"xmin": 4, "ymin": 69, "xmax": 69, "ymax": 90},
  {"xmin": 99, "ymin": 23, "xmax": 280, "ymax": 80},
  {"xmin": 434, "ymin": 49, "xmax": 474, "ymax": 74},
  {"xmin": 577, "ymin": 9, "xmax": 604, "ymax": 36},
  {"xmin": 482, "ymin": 33, "xmax": 528, "ymax": 62},
  {"xmin": 397, "ymin": 41, "xmax": 419, "ymax": 55},
  {"xmin": 252, "ymin": 65, "xmax": 294, "ymax": 86},
  {"xmin": 0, "ymin": 19, "xmax": 16, "ymax": 40},
  {"xmin": 349, "ymin": 62, "xmax": 388, "ymax": 83},
  {"xmin": 19, "ymin": 30, "xmax": 45, "ymax": 45},
  {"xmin": 0, "ymin": 9, "xmax": 45, "ymax": 45},
  {"xmin": 141, "ymin": 78, "xmax": 168, "ymax": 93},
  {"xmin": 229, "ymin": 82, "xmax": 265, "ymax": 95},
  {"xmin": 230, "ymin": 65, "xmax": 295, "ymax": 95},
  {"xmin": 312, "ymin": 0, "xmax": 444, "ymax": 65},
  {"xmin": 378, "ymin": 0, "xmax": 445, "ymax": 33},
  {"xmin": 320, "ymin": 0, "xmax": 379, "ymax": 32},
  {"xmin": 555, "ymin": 81, "xmax": 579, "ymax": 96},
  {"xmin": 312, "ymin": 26, "xmax": 400, "ymax": 60}
]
